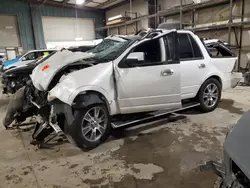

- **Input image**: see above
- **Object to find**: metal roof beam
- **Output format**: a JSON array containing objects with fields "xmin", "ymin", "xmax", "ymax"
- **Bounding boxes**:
[
  {"xmin": 62, "ymin": 0, "xmax": 70, "ymax": 6},
  {"xmin": 27, "ymin": 0, "xmax": 102, "ymax": 11}
]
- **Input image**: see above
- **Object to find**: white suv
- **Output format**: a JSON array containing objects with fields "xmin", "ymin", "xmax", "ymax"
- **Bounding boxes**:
[{"xmin": 32, "ymin": 29, "xmax": 242, "ymax": 150}]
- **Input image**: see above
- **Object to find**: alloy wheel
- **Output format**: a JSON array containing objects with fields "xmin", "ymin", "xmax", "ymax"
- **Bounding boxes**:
[
  {"xmin": 203, "ymin": 83, "xmax": 219, "ymax": 108},
  {"xmin": 81, "ymin": 107, "xmax": 108, "ymax": 142}
]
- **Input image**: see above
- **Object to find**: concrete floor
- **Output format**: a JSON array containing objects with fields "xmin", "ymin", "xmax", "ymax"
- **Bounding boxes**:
[{"xmin": 0, "ymin": 86, "xmax": 250, "ymax": 188}]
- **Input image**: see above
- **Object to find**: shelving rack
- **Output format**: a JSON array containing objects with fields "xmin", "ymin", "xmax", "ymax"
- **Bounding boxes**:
[{"xmin": 97, "ymin": 0, "xmax": 248, "ymax": 70}]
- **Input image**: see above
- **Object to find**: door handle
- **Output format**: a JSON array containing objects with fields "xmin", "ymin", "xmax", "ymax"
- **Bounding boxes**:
[
  {"xmin": 198, "ymin": 63, "xmax": 206, "ymax": 69},
  {"xmin": 161, "ymin": 69, "xmax": 174, "ymax": 76}
]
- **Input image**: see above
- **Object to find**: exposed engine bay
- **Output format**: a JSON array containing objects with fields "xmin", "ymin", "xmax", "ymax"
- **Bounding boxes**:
[
  {"xmin": 3, "ymin": 61, "xmax": 93, "ymax": 147},
  {"xmin": 2, "ymin": 74, "xmax": 30, "ymax": 94}
]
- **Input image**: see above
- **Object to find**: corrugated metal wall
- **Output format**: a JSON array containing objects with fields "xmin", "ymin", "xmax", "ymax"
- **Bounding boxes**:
[
  {"xmin": 0, "ymin": 0, "xmax": 105, "ymax": 50},
  {"xmin": 0, "ymin": 0, "xmax": 35, "ymax": 50}
]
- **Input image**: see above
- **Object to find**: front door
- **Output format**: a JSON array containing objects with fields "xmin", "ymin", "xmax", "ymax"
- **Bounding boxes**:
[{"xmin": 115, "ymin": 31, "xmax": 181, "ymax": 114}]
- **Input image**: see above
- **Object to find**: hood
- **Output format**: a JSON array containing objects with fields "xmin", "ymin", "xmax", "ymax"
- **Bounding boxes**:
[
  {"xmin": 3, "ymin": 58, "xmax": 20, "ymax": 67},
  {"xmin": 3, "ymin": 63, "xmax": 35, "ymax": 77},
  {"xmin": 31, "ymin": 50, "xmax": 91, "ymax": 91},
  {"xmin": 7, "ymin": 60, "xmax": 30, "ymax": 69}
]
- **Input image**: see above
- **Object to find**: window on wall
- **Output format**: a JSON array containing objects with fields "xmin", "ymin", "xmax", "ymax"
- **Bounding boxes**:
[{"xmin": 178, "ymin": 33, "xmax": 203, "ymax": 60}]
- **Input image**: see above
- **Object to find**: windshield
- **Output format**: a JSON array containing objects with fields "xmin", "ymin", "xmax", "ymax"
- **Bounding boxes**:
[
  {"xmin": 27, "ymin": 51, "xmax": 57, "ymax": 65},
  {"xmin": 89, "ymin": 40, "xmax": 134, "ymax": 63},
  {"xmin": 87, "ymin": 39, "xmax": 121, "ymax": 54}
]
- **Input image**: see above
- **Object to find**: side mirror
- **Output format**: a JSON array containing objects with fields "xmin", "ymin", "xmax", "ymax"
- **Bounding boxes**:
[
  {"xmin": 22, "ymin": 57, "xmax": 26, "ymax": 61},
  {"xmin": 125, "ymin": 52, "xmax": 145, "ymax": 67}
]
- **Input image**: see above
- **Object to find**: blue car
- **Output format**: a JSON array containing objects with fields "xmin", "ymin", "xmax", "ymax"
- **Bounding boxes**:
[{"xmin": 2, "ymin": 49, "xmax": 56, "ymax": 71}]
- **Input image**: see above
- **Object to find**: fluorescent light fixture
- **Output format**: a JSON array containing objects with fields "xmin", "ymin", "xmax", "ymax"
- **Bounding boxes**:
[
  {"xmin": 5, "ymin": 26, "xmax": 14, "ymax": 29},
  {"xmin": 108, "ymin": 15, "xmax": 122, "ymax": 21},
  {"xmin": 75, "ymin": 37, "xmax": 83, "ymax": 41},
  {"xmin": 76, "ymin": 0, "xmax": 85, "ymax": 5}
]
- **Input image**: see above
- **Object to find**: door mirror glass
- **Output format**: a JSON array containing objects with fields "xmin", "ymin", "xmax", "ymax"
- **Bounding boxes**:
[
  {"xmin": 21, "ymin": 57, "xmax": 26, "ymax": 61},
  {"xmin": 125, "ymin": 52, "xmax": 145, "ymax": 67}
]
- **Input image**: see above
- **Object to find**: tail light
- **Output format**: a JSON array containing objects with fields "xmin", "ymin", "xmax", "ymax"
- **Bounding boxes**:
[{"xmin": 233, "ymin": 59, "xmax": 238, "ymax": 72}]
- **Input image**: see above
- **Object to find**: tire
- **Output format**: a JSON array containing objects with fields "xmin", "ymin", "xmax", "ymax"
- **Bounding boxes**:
[
  {"xmin": 197, "ymin": 78, "xmax": 222, "ymax": 113},
  {"xmin": 214, "ymin": 177, "xmax": 226, "ymax": 188},
  {"xmin": 214, "ymin": 177, "xmax": 245, "ymax": 188},
  {"xmin": 65, "ymin": 103, "xmax": 111, "ymax": 151}
]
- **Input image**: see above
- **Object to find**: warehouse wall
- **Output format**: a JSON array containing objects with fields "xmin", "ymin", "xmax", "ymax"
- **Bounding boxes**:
[
  {"xmin": 31, "ymin": 4, "xmax": 105, "ymax": 49},
  {"xmin": 106, "ymin": 0, "xmax": 149, "ymax": 35},
  {"xmin": 0, "ymin": 0, "xmax": 105, "ymax": 50},
  {"xmin": 158, "ymin": 0, "xmax": 250, "ymax": 69},
  {"xmin": 0, "ymin": 0, "xmax": 34, "ymax": 50},
  {"xmin": 106, "ymin": 0, "xmax": 148, "ymax": 20}
]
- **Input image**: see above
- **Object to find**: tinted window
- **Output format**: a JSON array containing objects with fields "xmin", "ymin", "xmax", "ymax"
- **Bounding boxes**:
[
  {"xmin": 164, "ymin": 35, "xmax": 173, "ymax": 61},
  {"xmin": 205, "ymin": 42, "xmax": 235, "ymax": 57},
  {"xmin": 179, "ymin": 33, "xmax": 203, "ymax": 60},
  {"xmin": 189, "ymin": 35, "xmax": 203, "ymax": 58},
  {"xmin": 119, "ymin": 39, "xmax": 162, "ymax": 68},
  {"xmin": 133, "ymin": 39, "xmax": 162, "ymax": 64},
  {"xmin": 24, "ymin": 52, "xmax": 36, "ymax": 60}
]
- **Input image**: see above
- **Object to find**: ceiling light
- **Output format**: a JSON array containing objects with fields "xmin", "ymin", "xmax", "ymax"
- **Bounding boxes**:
[
  {"xmin": 75, "ymin": 37, "xmax": 83, "ymax": 41},
  {"xmin": 76, "ymin": 0, "xmax": 85, "ymax": 5},
  {"xmin": 5, "ymin": 26, "xmax": 14, "ymax": 29},
  {"xmin": 108, "ymin": 15, "xmax": 122, "ymax": 21}
]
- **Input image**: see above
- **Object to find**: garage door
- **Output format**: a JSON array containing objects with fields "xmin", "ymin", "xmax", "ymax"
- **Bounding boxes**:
[
  {"xmin": 42, "ymin": 16, "xmax": 95, "ymax": 42},
  {"xmin": 0, "ymin": 15, "xmax": 20, "ymax": 48}
]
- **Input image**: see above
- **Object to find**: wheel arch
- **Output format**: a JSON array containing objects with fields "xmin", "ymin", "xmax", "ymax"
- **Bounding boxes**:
[
  {"xmin": 195, "ymin": 75, "xmax": 223, "ymax": 97},
  {"xmin": 72, "ymin": 90, "xmax": 111, "ymax": 114}
]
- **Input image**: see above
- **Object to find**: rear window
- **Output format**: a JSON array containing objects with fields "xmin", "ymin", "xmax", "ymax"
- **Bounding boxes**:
[
  {"xmin": 178, "ymin": 33, "xmax": 203, "ymax": 60},
  {"xmin": 205, "ymin": 42, "xmax": 235, "ymax": 57}
]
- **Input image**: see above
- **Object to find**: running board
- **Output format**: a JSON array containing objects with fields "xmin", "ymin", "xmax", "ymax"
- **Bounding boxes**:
[{"xmin": 111, "ymin": 102, "xmax": 200, "ymax": 128}]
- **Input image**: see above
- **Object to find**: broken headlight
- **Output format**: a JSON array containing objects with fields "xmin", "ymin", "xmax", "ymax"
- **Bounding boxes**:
[{"xmin": 10, "ymin": 81, "xmax": 16, "ymax": 88}]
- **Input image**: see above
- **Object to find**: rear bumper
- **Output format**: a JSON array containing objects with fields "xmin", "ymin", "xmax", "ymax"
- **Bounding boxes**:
[
  {"xmin": 231, "ymin": 72, "xmax": 243, "ymax": 88},
  {"xmin": 223, "ymin": 72, "xmax": 243, "ymax": 90}
]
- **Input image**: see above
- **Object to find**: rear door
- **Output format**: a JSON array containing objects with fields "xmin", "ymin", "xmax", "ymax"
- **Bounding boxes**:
[
  {"xmin": 115, "ymin": 31, "xmax": 181, "ymax": 114},
  {"xmin": 178, "ymin": 32, "xmax": 208, "ymax": 99}
]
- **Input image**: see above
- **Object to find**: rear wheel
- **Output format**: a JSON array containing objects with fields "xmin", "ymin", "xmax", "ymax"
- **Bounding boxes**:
[
  {"xmin": 198, "ymin": 78, "xmax": 222, "ymax": 112},
  {"xmin": 214, "ymin": 178, "xmax": 245, "ymax": 188},
  {"xmin": 65, "ymin": 103, "xmax": 111, "ymax": 151}
]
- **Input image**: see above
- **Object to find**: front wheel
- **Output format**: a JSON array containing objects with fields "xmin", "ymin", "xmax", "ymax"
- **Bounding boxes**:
[
  {"xmin": 65, "ymin": 103, "xmax": 111, "ymax": 151},
  {"xmin": 197, "ymin": 78, "xmax": 222, "ymax": 113}
]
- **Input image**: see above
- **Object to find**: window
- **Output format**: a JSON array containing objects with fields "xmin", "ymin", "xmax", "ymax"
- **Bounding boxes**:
[
  {"xmin": 24, "ymin": 52, "xmax": 36, "ymax": 61},
  {"xmin": 119, "ymin": 39, "xmax": 162, "ymax": 68},
  {"xmin": 205, "ymin": 42, "xmax": 235, "ymax": 58},
  {"xmin": 163, "ymin": 32, "xmax": 179, "ymax": 63},
  {"xmin": 178, "ymin": 33, "xmax": 203, "ymax": 60},
  {"xmin": 132, "ymin": 39, "xmax": 162, "ymax": 65}
]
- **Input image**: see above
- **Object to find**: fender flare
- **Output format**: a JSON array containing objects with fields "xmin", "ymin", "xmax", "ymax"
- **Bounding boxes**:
[{"xmin": 195, "ymin": 73, "xmax": 223, "ymax": 97}]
